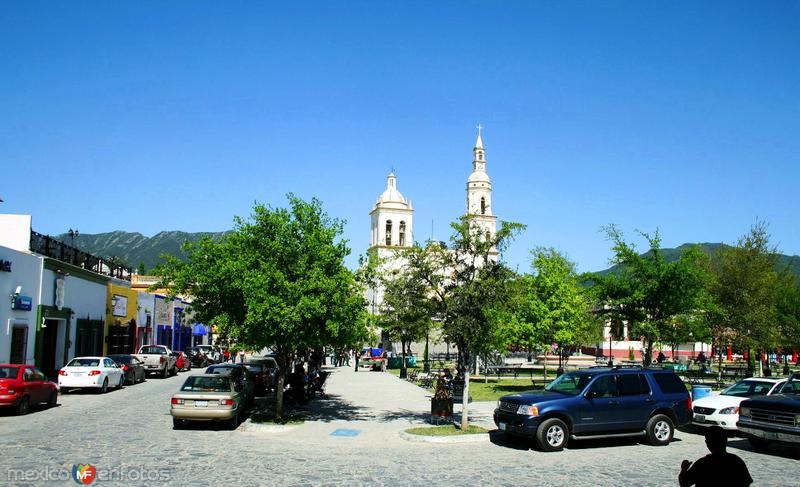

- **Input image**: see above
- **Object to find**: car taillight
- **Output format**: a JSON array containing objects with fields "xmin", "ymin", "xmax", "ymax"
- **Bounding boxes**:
[
  {"xmin": 220, "ymin": 399, "xmax": 233, "ymax": 406},
  {"xmin": 88, "ymin": 370, "xmax": 101, "ymax": 376},
  {"xmin": 121, "ymin": 364, "xmax": 130, "ymax": 372},
  {"xmin": 171, "ymin": 398, "xmax": 183, "ymax": 405},
  {"xmin": 59, "ymin": 370, "xmax": 68, "ymax": 376},
  {"xmin": 160, "ymin": 356, "xmax": 165, "ymax": 364},
  {"xmin": 687, "ymin": 396, "xmax": 692, "ymax": 411}
]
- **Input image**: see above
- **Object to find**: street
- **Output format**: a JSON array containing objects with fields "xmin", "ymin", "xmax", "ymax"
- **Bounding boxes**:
[{"xmin": 1, "ymin": 367, "xmax": 798, "ymax": 487}]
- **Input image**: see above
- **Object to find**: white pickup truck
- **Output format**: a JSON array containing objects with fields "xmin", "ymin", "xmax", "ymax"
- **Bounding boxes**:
[{"xmin": 136, "ymin": 345, "xmax": 177, "ymax": 378}]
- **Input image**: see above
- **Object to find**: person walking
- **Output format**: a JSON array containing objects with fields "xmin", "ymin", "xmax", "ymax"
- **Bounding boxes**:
[{"xmin": 679, "ymin": 426, "xmax": 752, "ymax": 487}]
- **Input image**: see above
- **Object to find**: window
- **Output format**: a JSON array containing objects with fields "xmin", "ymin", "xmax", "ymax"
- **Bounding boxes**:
[
  {"xmin": 480, "ymin": 197, "xmax": 486, "ymax": 215},
  {"xmin": 385, "ymin": 220, "xmax": 392, "ymax": 246},
  {"xmin": 9, "ymin": 326, "xmax": 27, "ymax": 364},
  {"xmin": 399, "ymin": 221, "xmax": 406, "ymax": 246},
  {"xmin": 618, "ymin": 374, "xmax": 650, "ymax": 396},
  {"xmin": 590, "ymin": 375, "xmax": 619, "ymax": 397},
  {"xmin": 652, "ymin": 373, "xmax": 686, "ymax": 394}
]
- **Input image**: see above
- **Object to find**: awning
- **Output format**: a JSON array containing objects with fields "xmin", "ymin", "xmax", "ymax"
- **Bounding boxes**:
[{"xmin": 192, "ymin": 323, "xmax": 207, "ymax": 336}]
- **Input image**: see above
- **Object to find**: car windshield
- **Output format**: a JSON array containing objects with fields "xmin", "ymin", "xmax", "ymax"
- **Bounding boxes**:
[
  {"xmin": 722, "ymin": 380, "xmax": 775, "ymax": 397},
  {"xmin": 140, "ymin": 346, "xmax": 165, "ymax": 355},
  {"xmin": 108, "ymin": 355, "xmax": 130, "ymax": 364},
  {"xmin": 67, "ymin": 358, "xmax": 100, "ymax": 367},
  {"xmin": 243, "ymin": 365, "xmax": 261, "ymax": 373},
  {"xmin": 545, "ymin": 373, "xmax": 594, "ymax": 395},
  {"xmin": 0, "ymin": 366, "xmax": 19, "ymax": 379},
  {"xmin": 206, "ymin": 367, "xmax": 234, "ymax": 375},
  {"xmin": 780, "ymin": 378, "xmax": 800, "ymax": 395},
  {"xmin": 181, "ymin": 376, "xmax": 231, "ymax": 392}
]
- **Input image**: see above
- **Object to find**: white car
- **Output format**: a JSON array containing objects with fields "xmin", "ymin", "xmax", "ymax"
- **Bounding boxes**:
[
  {"xmin": 58, "ymin": 356, "xmax": 125, "ymax": 394},
  {"xmin": 692, "ymin": 378, "xmax": 787, "ymax": 430}
]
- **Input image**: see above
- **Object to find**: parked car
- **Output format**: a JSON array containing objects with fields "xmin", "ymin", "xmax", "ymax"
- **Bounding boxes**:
[
  {"xmin": 108, "ymin": 354, "xmax": 146, "ymax": 385},
  {"xmin": 136, "ymin": 345, "xmax": 177, "ymax": 378},
  {"xmin": 245, "ymin": 356, "xmax": 280, "ymax": 391},
  {"xmin": 196, "ymin": 345, "xmax": 220, "ymax": 363},
  {"xmin": 58, "ymin": 357, "xmax": 125, "ymax": 394},
  {"xmin": 0, "ymin": 364, "xmax": 58, "ymax": 415},
  {"xmin": 173, "ymin": 352, "xmax": 192, "ymax": 372},
  {"xmin": 737, "ymin": 372, "xmax": 800, "ymax": 450},
  {"xmin": 494, "ymin": 367, "xmax": 692, "ymax": 451},
  {"xmin": 170, "ymin": 374, "xmax": 245, "ymax": 429},
  {"xmin": 692, "ymin": 378, "xmax": 786, "ymax": 430},
  {"xmin": 205, "ymin": 364, "xmax": 255, "ymax": 405},
  {"xmin": 185, "ymin": 347, "xmax": 209, "ymax": 368}
]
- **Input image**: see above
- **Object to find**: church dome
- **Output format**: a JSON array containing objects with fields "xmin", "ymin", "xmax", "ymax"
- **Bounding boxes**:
[
  {"xmin": 374, "ymin": 172, "xmax": 412, "ymax": 210},
  {"xmin": 467, "ymin": 170, "xmax": 491, "ymax": 184}
]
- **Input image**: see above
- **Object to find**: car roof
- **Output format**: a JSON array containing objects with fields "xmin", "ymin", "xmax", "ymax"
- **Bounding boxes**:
[
  {"xmin": 70, "ymin": 356, "xmax": 105, "ymax": 360},
  {"xmin": 739, "ymin": 378, "xmax": 786, "ymax": 384},
  {"xmin": 187, "ymin": 374, "xmax": 230, "ymax": 379}
]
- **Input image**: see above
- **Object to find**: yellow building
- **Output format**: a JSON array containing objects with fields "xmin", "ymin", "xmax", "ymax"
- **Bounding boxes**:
[{"xmin": 105, "ymin": 283, "xmax": 139, "ymax": 355}]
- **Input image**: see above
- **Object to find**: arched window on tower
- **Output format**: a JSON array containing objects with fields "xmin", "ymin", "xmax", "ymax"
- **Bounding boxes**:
[
  {"xmin": 385, "ymin": 220, "xmax": 392, "ymax": 246},
  {"xmin": 399, "ymin": 221, "xmax": 406, "ymax": 247},
  {"xmin": 480, "ymin": 197, "xmax": 486, "ymax": 215}
]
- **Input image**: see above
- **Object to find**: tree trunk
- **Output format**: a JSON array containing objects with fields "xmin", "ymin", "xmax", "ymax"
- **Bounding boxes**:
[
  {"xmin": 461, "ymin": 367, "xmax": 470, "ymax": 430},
  {"xmin": 543, "ymin": 350, "xmax": 548, "ymax": 382},
  {"xmin": 276, "ymin": 372, "xmax": 285, "ymax": 420},
  {"xmin": 423, "ymin": 332, "xmax": 430, "ymax": 373},
  {"xmin": 400, "ymin": 339, "xmax": 407, "ymax": 379}
]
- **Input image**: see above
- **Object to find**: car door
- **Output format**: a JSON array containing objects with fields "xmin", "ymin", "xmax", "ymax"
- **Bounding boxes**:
[
  {"xmin": 616, "ymin": 373, "xmax": 654, "ymax": 431},
  {"xmin": 104, "ymin": 358, "xmax": 120, "ymax": 383},
  {"xmin": 21, "ymin": 367, "xmax": 40, "ymax": 403},
  {"xmin": 577, "ymin": 374, "xmax": 621, "ymax": 433}
]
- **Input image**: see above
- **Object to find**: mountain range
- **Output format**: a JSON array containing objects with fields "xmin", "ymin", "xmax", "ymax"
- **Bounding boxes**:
[{"xmin": 58, "ymin": 231, "xmax": 800, "ymax": 278}]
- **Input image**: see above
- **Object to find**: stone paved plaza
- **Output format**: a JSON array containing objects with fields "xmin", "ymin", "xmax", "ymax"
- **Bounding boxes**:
[{"xmin": 1, "ymin": 366, "xmax": 798, "ymax": 486}]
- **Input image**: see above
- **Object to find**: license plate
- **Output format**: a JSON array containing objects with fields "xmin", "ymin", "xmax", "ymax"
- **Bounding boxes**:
[
  {"xmin": 499, "ymin": 422, "xmax": 507, "ymax": 431},
  {"xmin": 72, "ymin": 372, "xmax": 83, "ymax": 376},
  {"xmin": 195, "ymin": 401, "xmax": 208, "ymax": 407},
  {"xmin": 763, "ymin": 431, "xmax": 778, "ymax": 440},
  {"xmin": 694, "ymin": 415, "xmax": 705, "ymax": 423}
]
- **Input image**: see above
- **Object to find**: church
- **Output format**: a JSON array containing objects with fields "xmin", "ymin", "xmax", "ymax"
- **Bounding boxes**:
[{"xmin": 365, "ymin": 128, "xmax": 498, "ymax": 349}]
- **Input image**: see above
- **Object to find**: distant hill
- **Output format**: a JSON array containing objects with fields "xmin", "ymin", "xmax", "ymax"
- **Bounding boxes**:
[
  {"xmin": 594, "ymin": 242, "xmax": 800, "ymax": 279},
  {"xmin": 57, "ymin": 230, "xmax": 231, "ymax": 271}
]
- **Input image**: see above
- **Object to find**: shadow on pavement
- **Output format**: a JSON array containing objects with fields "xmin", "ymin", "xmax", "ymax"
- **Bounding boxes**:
[
  {"xmin": 489, "ymin": 430, "xmax": 533, "ymax": 451},
  {"xmin": 727, "ymin": 437, "xmax": 800, "ymax": 460}
]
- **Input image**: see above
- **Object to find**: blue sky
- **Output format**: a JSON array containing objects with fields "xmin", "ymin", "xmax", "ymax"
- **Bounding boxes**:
[{"xmin": 1, "ymin": 1, "xmax": 798, "ymax": 272}]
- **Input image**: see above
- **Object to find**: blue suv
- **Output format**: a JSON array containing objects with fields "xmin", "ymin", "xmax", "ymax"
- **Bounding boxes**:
[{"xmin": 494, "ymin": 367, "xmax": 691, "ymax": 451}]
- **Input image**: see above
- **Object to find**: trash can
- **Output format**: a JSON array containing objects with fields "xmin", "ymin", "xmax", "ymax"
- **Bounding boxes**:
[
  {"xmin": 387, "ymin": 357, "xmax": 402, "ymax": 369},
  {"xmin": 691, "ymin": 385, "xmax": 712, "ymax": 401}
]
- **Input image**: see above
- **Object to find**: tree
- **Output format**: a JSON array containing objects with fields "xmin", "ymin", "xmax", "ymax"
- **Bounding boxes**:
[
  {"xmin": 506, "ymin": 248, "xmax": 600, "ymax": 380},
  {"xmin": 155, "ymin": 195, "xmax": 369, "ymax": 418},
  {"xmin": 710, "ymin": 222, "xmax": 781, "ymax": 367},
  {"xmin": 591, "ymin": 226, "xmax": 708, "ymax": 365},
  {"xmin": 378, "ymin": 267, "xmax": 433, "ymax": 378},
  {"xmin": 404, "ymin": 216, "xmax": 524, "ymax": 429}
]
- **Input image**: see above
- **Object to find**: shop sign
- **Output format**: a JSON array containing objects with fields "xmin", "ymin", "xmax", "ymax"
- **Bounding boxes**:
[
  {"xmin": 112, "ymin": 294, "xmax": 128, "ymax": 317},
  {"xmin": 11, "ymin": 295, "xmax": 32, "ymax": 311},
  {"xmin": 55, "ymin": 276, "xmax": 66, "ymax": 310}
]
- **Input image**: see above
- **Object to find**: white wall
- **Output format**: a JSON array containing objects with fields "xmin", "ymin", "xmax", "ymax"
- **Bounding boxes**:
[
  {"xmin": 41, "ymin": 269, "xmax": 107, "ymax": 368},
  {"xmin": 0, "ymin": 246, "xmax": 43, "ymax": 364},
  {"xmin": 0, "ymin": 214, "xmax": 33, "ymax": 252},
  {"xmin": 137, "ymin": 291, "xmax": 155, "ymax": 345}
]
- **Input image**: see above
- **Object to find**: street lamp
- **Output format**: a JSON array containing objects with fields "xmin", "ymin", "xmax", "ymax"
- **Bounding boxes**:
[{"xmin": 68, "ymin": 228, "xmax": 79, "ymax": 248}]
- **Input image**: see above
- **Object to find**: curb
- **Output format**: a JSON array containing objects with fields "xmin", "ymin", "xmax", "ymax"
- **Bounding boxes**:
[
  {"xmin": 399, "ymin": 430, "xmax": 491, "ymax": 444},
  {"xmin": 240, "ymin": 421, "xmax": 300, "ymax": 434}
]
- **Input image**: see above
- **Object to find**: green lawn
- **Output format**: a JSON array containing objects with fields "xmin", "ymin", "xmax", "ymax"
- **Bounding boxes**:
[
  {"xmin": 405, "ymin": 424, "xmax": 489, "ymax": 436},
  {"xmin": 468, "ymin": 379, "xmax": 545, "ymax": 402}
]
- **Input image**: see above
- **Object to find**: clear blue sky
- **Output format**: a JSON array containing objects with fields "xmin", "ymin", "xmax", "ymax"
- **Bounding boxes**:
[{"xmin": 2, "ymin": 1, "xmax": 798, "ymax": 272}]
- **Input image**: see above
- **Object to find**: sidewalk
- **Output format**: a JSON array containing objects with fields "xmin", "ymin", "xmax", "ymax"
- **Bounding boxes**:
[{"xmin": 246, "ymin": 365, "xmax": 496, "ymax": 443}]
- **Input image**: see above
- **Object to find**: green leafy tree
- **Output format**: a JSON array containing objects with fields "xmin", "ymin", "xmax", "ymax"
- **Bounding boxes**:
[
  {"xmin": 590, "ymin": 226, "xmax": 708, "ymax": 365},
  {"xmin": 775, "ymin": 271, "xmax": 800, "ymax": 359},
  {"xmin": 378, "ymin": 267, "xmax": 434, "ymax": 377},
  {"xmin": 504, "ymin": 248, "xmax": 599, "ymax": 380},
  {"xmin": 404, "ymin": 216, "xmax": 524, "ymax": 429},
  {"xmin": 155, "ymin": 195, "xmax": 368, "ymax": 418},
  {"xmin": 710, "ymin": 222, "xmax": 781, "ymax": 366}
]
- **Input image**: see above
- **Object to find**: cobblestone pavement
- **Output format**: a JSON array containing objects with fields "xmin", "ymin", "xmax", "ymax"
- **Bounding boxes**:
[{"xmin": 0, "ymin": 366, "xmax": 798, "ymax": 487}]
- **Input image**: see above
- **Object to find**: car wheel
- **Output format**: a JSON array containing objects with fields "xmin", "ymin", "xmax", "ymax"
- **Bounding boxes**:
[
  {"xmin": 99, "ymin": 378, "xmax": 108, "ymax": 394},
  {"xmin": 171, "ymin": 366, "xmax": 177, "ymax": 376},
  {"xmin": 162, "ymin": 366, "xmax": 169, "ymax": 379},
  {"xmin": 748, "ymin": 438, "xmax": 770, "ymax": 451},
  {"xmin": 173, "ymin": 418, "xmax": 184, "ymax": 429},
  {"xmin": 48, "ymin": 391, "xmax": 58, "ymax": 408},
  {"xmin": 536, "ymin": 418, "xmax": 568, "ymax": 452},
  {"xmin": 16, "ymin": 396, "xmax": 30, "ymax": 416},
  {"xmin": 117, "ymin": 375, "xmax": 125, "ymax": 389},
  {"xmin": 227, "ymin": 412, "xmax": 239, "ymax": 430},
  {"xmin": 646, "ymin": 414, "xmax": 674, "ymax": 446}
]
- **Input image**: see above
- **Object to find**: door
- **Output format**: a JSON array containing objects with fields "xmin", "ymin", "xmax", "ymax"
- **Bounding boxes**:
[
  {"xmin": 577, "ymin": 374, "xmax": 621, "ymax": 433},
  {"xmin": 41, "ymin": 320, "xmax": 60, "ymax": 379},
  {"xmin": 616, "ymin": 373, "xmax": 654, "ymax": 430}
]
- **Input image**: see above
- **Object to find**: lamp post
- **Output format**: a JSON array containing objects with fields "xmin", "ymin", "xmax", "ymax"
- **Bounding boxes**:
[{"xmin": 68, "ymin": 228, "xmax": 79, "ymax": 248}]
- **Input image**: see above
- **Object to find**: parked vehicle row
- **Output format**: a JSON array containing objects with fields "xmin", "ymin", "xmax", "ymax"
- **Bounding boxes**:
[{"xmin": 170, "ymin": 363, "xmax": 259, "ymax": 429}]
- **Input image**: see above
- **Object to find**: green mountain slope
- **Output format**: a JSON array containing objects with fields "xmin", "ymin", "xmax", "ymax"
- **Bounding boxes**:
[
  {"xmin": 57, "ymin": 230, "xmax": 231, "ymax": 271},
  {"xmin": 594, "ymin": 242, "xmax": 800, "ymax": 279}
]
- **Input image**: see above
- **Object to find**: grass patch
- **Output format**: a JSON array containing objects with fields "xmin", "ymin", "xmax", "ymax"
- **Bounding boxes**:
[
  {"xmin": 467, "ymin": 379, "xmax": 545, "ymax": 402},
  {"xmin": 405, "ymin": 424, "xmax": 489, "ymax": 436}
]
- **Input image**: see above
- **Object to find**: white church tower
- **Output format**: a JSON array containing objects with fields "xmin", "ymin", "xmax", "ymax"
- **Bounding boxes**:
[
  {"xmin": 369, "ymin": 171, "xmax": 414, "ymax": 258},
  {"xmin": 465, "ymin": 125, "xmax": 498, "ymax": 253}
]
